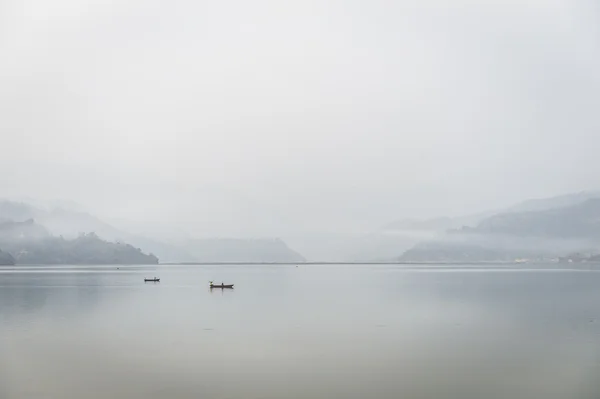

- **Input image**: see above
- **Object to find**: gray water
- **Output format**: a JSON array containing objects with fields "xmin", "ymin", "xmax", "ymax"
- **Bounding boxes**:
[{"xmin": 1, "ymin": 264, "xmax": 600, "ymax": 399}]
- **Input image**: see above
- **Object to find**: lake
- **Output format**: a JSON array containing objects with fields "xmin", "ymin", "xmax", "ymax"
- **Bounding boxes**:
[{"xmin": 1, "ymin": 264, "xmax": 599, "ymax": 399}]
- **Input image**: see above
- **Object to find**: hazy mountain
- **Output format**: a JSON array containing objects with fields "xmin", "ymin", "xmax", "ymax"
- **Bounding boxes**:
[
  {"xmin": 471, "ymin": 198, "xmax": 600, "ymax": 238},
  {"xmin": 3, "ymin": 232, "xmax": 159, "ymax": 265},
  {"xmin": 400, "ymin": 233, "xmax": 593, "ymax": 262},
  {"xmin": 340, "ymin": 232, "xmax": 436, "ymax": 262},
  {"xmin": 0, "ymin": 199, "xmax": 308, "ymax": 263},
  {"xmin": 7, "ymin": 190, "xmax": 600, "ymax": 264},
  {"xmin": 506, "ymin": 191, "xmax": 600, "ymax": 213},
  {"xmin": 400, "ymin": 240, "xmax": 508, "ymax": 262},
  {"xmin": 336, "ymin": 211, "xmax": 494, "ymax": 262},
  {"xmin": 0, "ymin": 200, "xmax": 194, "ymax": 262},
  {"xmin": 182, "ymin": 238, "xmax": 306, "ymax": 263},
  {"xmin": 33, "ymin": 208, "xmax": 189, "ymax": 260},
  {"xmin": 400, "ymin": 195, "xmax": 600, "ymax": 262},
  {"xmin": 384, "ymin": 192, "xmax": 600, "ymax": 237},
  {"xmin": 0, "ymin": 216, "xmax": 158, "ymax": 265},
  {"xmin": 0, "ymin": 201, "xmax": 38, "ymax": 224}
]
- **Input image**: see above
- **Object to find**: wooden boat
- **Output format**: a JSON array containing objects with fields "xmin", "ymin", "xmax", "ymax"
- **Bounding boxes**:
[
  {"xmin": 209, "ymin": 281, "xmax": 234, "ymax": 289},
  {"xmin": 144, "ymin": 278, "xmax": 160, "ymax": 282}
]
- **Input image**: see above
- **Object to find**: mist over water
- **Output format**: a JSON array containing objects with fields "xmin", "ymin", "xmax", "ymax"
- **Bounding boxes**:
[
  {"xmin": 2, "ymin": 0, "xmax": 600, "ymax": 396},
  {"xmin": 1, "ymin": 264, "xmax": 600, "ymax": 399}
]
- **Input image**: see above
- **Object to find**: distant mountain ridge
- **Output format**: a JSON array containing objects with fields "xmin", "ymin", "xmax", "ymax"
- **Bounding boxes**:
[
  {"xmin": 11, "ymin": 191, "xmax": 598, "ymax": 264},
  {"xmin": 6, "ymin": 232, "xmax": 159, "ymax": 265},
  {"xmin": 400, "ymin": 191, "xmax": 600, "ymax": 262},
  {"xmin": 0, "ymin": 200, "xmax": 194, "ymax": 262},
  {"xmin": 0, "ymin": 199, "xmax": 307, "ymax": 264},
  {"xmin": 505, "ymin": 191, "xmax": 600, "ymax": 213},
  {"xmin": 468, "ymin": 198, "xmax": 600, "ymax": 238},
  {"xmin": 0, "ymin": 218, "xmax": 158, "ymax": 265},
  {"xmin": 384, "ymin": 192, "xmax": 600, "ymax": 235}
]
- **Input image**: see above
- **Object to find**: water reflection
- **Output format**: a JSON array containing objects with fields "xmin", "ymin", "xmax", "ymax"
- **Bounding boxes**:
[
  {"xmin": 1, "ymin": 265, "xmax": 600, "ymax": 399},
  {"xmin": 0, "ymin": 270, "xmax": 132, "ymax": 323}
]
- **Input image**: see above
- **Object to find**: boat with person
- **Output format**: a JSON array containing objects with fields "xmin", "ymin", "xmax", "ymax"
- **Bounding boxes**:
[
  {"xmin": 144, "ymin": 277, "xmax": 160, "ymax": 282},
  {"xmin": 209, "ymin": 281, "xmax": 234, "ymax": 289}
]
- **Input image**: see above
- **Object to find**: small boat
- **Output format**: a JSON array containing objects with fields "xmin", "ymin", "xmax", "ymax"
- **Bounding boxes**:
[
  {"xmin": 144, "ymin": 277, "xmax": 160, "ymax": 282},
  {"xmin": 209, "ymin": 281, "xmax": 234, "ymax": 289}
]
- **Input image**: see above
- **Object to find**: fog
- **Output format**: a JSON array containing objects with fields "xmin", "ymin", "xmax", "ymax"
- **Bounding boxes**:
[{"xmin": 1, "ymin": 0, "xmax": 599, "ymax": 239}]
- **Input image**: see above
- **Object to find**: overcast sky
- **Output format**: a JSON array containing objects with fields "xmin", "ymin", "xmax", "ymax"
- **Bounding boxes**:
[{"xmin": 1, "ymin": 0, "xmax": 599, "ymax": 236}]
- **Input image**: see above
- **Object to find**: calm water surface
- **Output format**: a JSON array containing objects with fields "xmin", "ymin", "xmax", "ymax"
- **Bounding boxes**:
[{"xmin": 1, "ymin": 264, "xmax": 600, "ymax": 399}]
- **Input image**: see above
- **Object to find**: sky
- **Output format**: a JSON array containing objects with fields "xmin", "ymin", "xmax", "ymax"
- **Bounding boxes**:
[{"xmin": 1, "ymin": 0, "xmax": 599, "ymax": 237}]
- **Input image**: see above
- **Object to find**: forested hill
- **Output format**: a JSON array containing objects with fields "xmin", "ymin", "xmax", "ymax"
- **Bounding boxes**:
[{"xmin": 0, "ymin": 218, "xmax": 158, "ymax": 265}]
